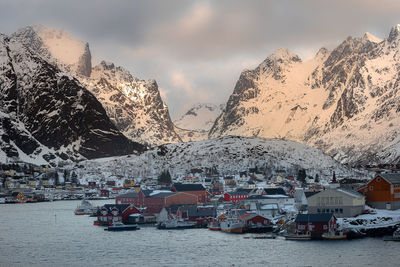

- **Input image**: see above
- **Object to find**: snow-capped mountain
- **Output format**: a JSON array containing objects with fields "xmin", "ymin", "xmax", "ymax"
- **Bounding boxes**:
[
  {"xmin": 174, "ymin": 103, "xmax": 223, "ymax": 132},
  {"xmin": 12, "ymin": 25, "xmax": 92, "ymax": 77},
  {"xmin": 210, "ymin": 25, "xmax": 400, "ymax": 165},
  {"xmin": 12, "ymin": 25, "xmax": 181, "ymax": 146},
  {"xmin": 76, "ymin": 136, "xmax": 366, "ymax": 183},
  {"xmin": 0, "ymin": 34, "xmax": 145, "ymax": 164},
  {"xmin": 82, "ymin": 61, "xmax": 181, "ymax": 146}
]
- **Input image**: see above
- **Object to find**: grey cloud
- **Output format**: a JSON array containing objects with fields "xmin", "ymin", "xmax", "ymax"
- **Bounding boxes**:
[{"xmin": 1, "ymin": 0, "xmax": 400, "ymax": 118}]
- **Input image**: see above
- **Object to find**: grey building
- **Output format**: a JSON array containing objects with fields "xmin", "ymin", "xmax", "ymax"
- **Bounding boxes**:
[{"xmin": 307, "ymin": 188, "xmax": 365, "ymax": 218}]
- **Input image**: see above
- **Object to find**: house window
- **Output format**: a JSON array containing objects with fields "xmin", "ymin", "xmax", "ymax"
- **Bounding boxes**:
[
  {"xmin": 298, "ymin": 225, "xmax": 305, "ymax": 230},
  {"xmin": 340, "ymin": 209, "xmax": 343, "ymax": 214},
  {"xmin": 377, "ymin": 178, "xmax": 381, "ymax": 182},
  {"xmin": 369, "ymin": 186, "xmax": 373, "ymax": 191},
  {"xmin": 317, "ymin": 209, "xmax": 321, "ymax": 213},
  {"xmin": 335, "ymin": 209, "xmax": 338, "ymax": 213},
  {"xmin": 394, "ymin": 193, "xmax": 400, "ymax": 199},
  {"xmin": 323, "ymin": 225, "xmax": 327, "ymax": 230}
]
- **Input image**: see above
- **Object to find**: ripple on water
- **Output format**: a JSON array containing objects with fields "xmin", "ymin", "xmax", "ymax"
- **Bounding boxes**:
[{"xmin": 0, "ymin": 201, "xmax": 397, "ymax": 267}]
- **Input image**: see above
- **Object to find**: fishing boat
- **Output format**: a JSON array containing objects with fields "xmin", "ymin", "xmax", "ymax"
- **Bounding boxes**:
[
  {"xmin": 208, "ymin": 220, "xmax": 221, "ymax": 231},
  {"xmin": 322, "ymin": 230, "xmax": 347, "ymax": 240},
  {"xmin": 157, "ymin": 219, "xmax": 197, "ymax": 230},
  {"xmin": 74, "ymin": 199, "xmax": 96, "ymax": 215},
  {"xmin": 284, "ymin": 232, "xmax": 312, "ymax": 240},
  {"xmin": 220, "ymin": 218, "xmax": 244, "ymax": 234},
  {"xmin": 104, "ymin": 222, "xmax": 140, "ymax": 231},
  {"xmin": 383, "ymin": 228, "xmax": 400, "ymax": 241}
]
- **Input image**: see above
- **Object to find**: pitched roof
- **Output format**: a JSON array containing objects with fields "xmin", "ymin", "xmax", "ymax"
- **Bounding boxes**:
[
  {"xmin": 102, "ymin": 204, "xmax": 130, "ymax": 213},
  {"xmin": 150, "ymin": 192, "xmax": 176, "ymax": 198},
  {"xmin": 304, "ymin": 191, "xmax": 319, "ymax": 198},
  {"xmin": 117, "ymin": 192, "xmax": 138, "ymax": 198},
  {"xmin": 263, "ymin": 188, "xmax": 287, "ymax": 196},
  {"xmin": 172, "ymin": 183, "xmax": 205, "ymax": 191},
  {"xmin": 379, "ymin": 173, "xmax": 400, "ymax": 184},
  {"xmin": 295, "ymin": 213, "xmax": 334, "ymax": 223},
  {"xmin": 336, "ymin": 188, "xmax": 364, "ymax": 198}
]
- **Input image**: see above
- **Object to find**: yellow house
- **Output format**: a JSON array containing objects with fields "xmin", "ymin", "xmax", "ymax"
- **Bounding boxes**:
[
  {"xmin": 27, "ymin": 179, "xmax": 36, "ymax": 187},
  {"xmin": 123, "ymin": 179, "xmax": 135, "ymax": 188}
]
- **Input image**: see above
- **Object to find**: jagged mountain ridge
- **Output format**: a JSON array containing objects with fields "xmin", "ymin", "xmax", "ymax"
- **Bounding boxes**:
[
  {"xmin": 77, "ymin": 136, "xmax": 365, "ymax": 182},
  {"xmin": 0, "ymin": 34, "xmax": 145, "ymax": 164},
  {"xmin": 12, "ymin": 25, "xmax": 182, "ymax": 146},
  {"xmin": 174, "ymin": 103, "xmax": 223, "ymax": 132},
  {"xmin": 209, "ymin": 25, "xmax": 400, "ymax": 165}
]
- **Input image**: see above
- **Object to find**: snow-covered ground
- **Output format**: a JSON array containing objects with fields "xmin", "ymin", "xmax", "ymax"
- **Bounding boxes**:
[
  {"xmin": 74, "ymin": 136, "xmax": 369, "ymax": 184},
  {"xmin": 338, "ymin": 208, "xmax": 400, "ymax": 229}
]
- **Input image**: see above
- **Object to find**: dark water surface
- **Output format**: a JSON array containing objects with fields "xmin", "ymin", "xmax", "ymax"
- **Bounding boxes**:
[{"xmin": 0, "ymin": 200, "xmax": 398, "ymax": 266}]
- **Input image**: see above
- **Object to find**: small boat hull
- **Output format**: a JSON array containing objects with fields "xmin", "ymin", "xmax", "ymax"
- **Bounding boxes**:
[
  {"xmin": 322, "ymin": 231, "xmax": 347, "ymax": 240},
  {"xmin": 284, "ymin": 234, "xmax": 312, "ymax": 240},
  {"xmin": 105, "ymin": 224, "xmax": 139, "ymax": 231}
]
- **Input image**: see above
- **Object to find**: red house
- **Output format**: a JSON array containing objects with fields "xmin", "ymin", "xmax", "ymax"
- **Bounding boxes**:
[
  {"xmin": 238, "ymin": 214, "xmax": 271, "ymax": 232},
  {"xmin": 171, "ymin": 183, "xmax": 207, "ymax": 203},
  {"xmin": 294, "ymin": 213, "xmax": 337, "ymax": 234},
  {"xmin": 95, "ymin": 204, "xmax": 140, "ymax": 225},
  {"xmin": 115, "ymin": 190, "xmax": 198, "ymax": 216},
  {"xmin": 224, "ymin": 191, "xmax": 248, "ymax": 203}
]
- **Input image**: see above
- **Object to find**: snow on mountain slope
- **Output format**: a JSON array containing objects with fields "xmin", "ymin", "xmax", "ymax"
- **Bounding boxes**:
[
  {"xmin": 210, "ymin": 25, "xmax": 400, "ymax": 165},
  {"xmin": 81, "ymin": 61, "xmax": 182, "ymax": 146},
  {"xmin": 12, "ymin": 25, "xmax": 181, "ymax": 146},
  {"xmin": 174, "ymin": 103, "xmax": 223, "ymax": 131},
  {"xmin": 12, "ymin": 25, "xmax": 91, "ymax": 77},
  {"xmin": 77, "ymin": 136, "xmax": 365, "ymax": 182},
  {"xmin": 0, "ymin": 34, "xmax": 145, "ymax": 164}
]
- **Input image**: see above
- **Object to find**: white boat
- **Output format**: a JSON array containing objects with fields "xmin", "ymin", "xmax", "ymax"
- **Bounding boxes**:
[
  {"xmin": 74, "ymin": 200, "xmax": 96, "ymax": 215},
  {"xmin": 157, "ymin": 219, "xmax": 197, "ymax": 230},
  {"xmin": 383, "ymin": 228, "xmax": 400, "ymax": 241},
  {"xmin": 220, "ymin": 218, "xmax": 244, "ymax": 234},
  {"xmin": 105, "ymin": 222, "xmax": 140, "ymax": 231},
  {"xmin": 322, "ymin": 231, "xmax": 347, "ymax": 240},
  {"xmin": 284, "ymin": 232, "xmax": 312, "ymax": 240}
]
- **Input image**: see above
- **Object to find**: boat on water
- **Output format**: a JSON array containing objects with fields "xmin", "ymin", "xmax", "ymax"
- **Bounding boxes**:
[
  {"xmin": 74, "ymin": 200, "xmax": 96, "ymax": 215},
  {"xmin": 322, "ymin": 230, "xmax": 347, "ymax": 240},
  {"xmin": 208, "ymin": 220, "xmax": 221, "ymax": 231},
  {"xmin": 220, "ymin": 218, "xmax": 244, "ymax": 234},
  {"xmin": 284, "ymin": 232, "xmax": 312, "ymax": 240},
  {"xmin": 383, "ymin": 228, "xmax": 400, "ymax": 241},
  {"xmin": 157, "ymin": 219, "xmax": 197, "ymax": 230},
  {"xmin": 105, "ymin": 222, "xmax": 140, "ymax": 231}
]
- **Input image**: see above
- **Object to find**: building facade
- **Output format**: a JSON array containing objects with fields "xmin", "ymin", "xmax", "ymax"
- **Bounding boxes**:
[
  {"xmin": 307, "ymin": 188, "xmax": 365, "ymax": 217},
  {"xmin": 359, "ymin": 173, "xmax": 400, "ymax": 210}
]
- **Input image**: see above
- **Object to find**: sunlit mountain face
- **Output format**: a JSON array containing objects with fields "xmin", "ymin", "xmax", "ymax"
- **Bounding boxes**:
[{"xmin": 210, "ymin": 26, "xmax": 400, "ymax": 165}]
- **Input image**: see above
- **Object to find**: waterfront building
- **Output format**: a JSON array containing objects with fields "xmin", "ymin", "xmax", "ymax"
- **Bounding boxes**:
[
  {"xmin": 359, "ymin": 173, "xmax": 400, "ymax": 210},
  {"xmin": 307, "ymin": 188, "xmax": 365, "ymax": 217}
]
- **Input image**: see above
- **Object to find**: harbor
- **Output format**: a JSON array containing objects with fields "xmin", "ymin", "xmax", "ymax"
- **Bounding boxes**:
[{"xmin": 1, "ymin": 200, "xmax": 400, "ymax": 266}]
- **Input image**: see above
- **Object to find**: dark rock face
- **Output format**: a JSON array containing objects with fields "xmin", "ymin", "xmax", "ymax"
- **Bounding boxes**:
[
  {"xmin": 76, "ymin": 43, "xmax": 92, "ymax": 77},
  {"xmin": 0, "ymin": 35, "xmax": 146, "ymax": 162},
  {"xmin": 85, "ymin": 61, "xmax": 182, "ymax": 146}
]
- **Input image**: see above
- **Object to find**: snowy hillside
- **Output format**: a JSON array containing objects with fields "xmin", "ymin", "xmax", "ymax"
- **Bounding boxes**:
[
  {"xmin": 76, "ymin": 136, "xmax": 365, "ymax": 183},
  {"xmin": 174, "ymin": 103, "xmax": 223, "ymax": 131},
  {"xmin": 209, "ymin": 25, "xmax": 400, "ymax": 165}
]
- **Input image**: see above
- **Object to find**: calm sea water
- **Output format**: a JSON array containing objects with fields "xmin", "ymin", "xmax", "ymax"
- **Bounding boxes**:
[{"xmin": 0, "ymin": 200, "xmax": 398, "ymax": 267}]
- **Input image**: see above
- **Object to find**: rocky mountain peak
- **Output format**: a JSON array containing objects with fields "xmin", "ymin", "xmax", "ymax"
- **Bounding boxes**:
[
  {"xmin": 362, "ymin": 32, "xmax": 382, "ymax": 44},
  {"xmin": 388, "ymin": 24, "xmax": 400, "ymax": 42},
  {"xmin": 11, "ymin": 25, "xmax": 92, "ymax": 77},
  {"xmin": 268, "ymin": 47, "xmax": 302, "ymax": 63}
]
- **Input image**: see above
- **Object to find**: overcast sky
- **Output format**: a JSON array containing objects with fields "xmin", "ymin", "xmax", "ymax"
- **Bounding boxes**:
[{"xmin": 1, "ymin": 0, "xmax": 400, "ymax": 118}]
